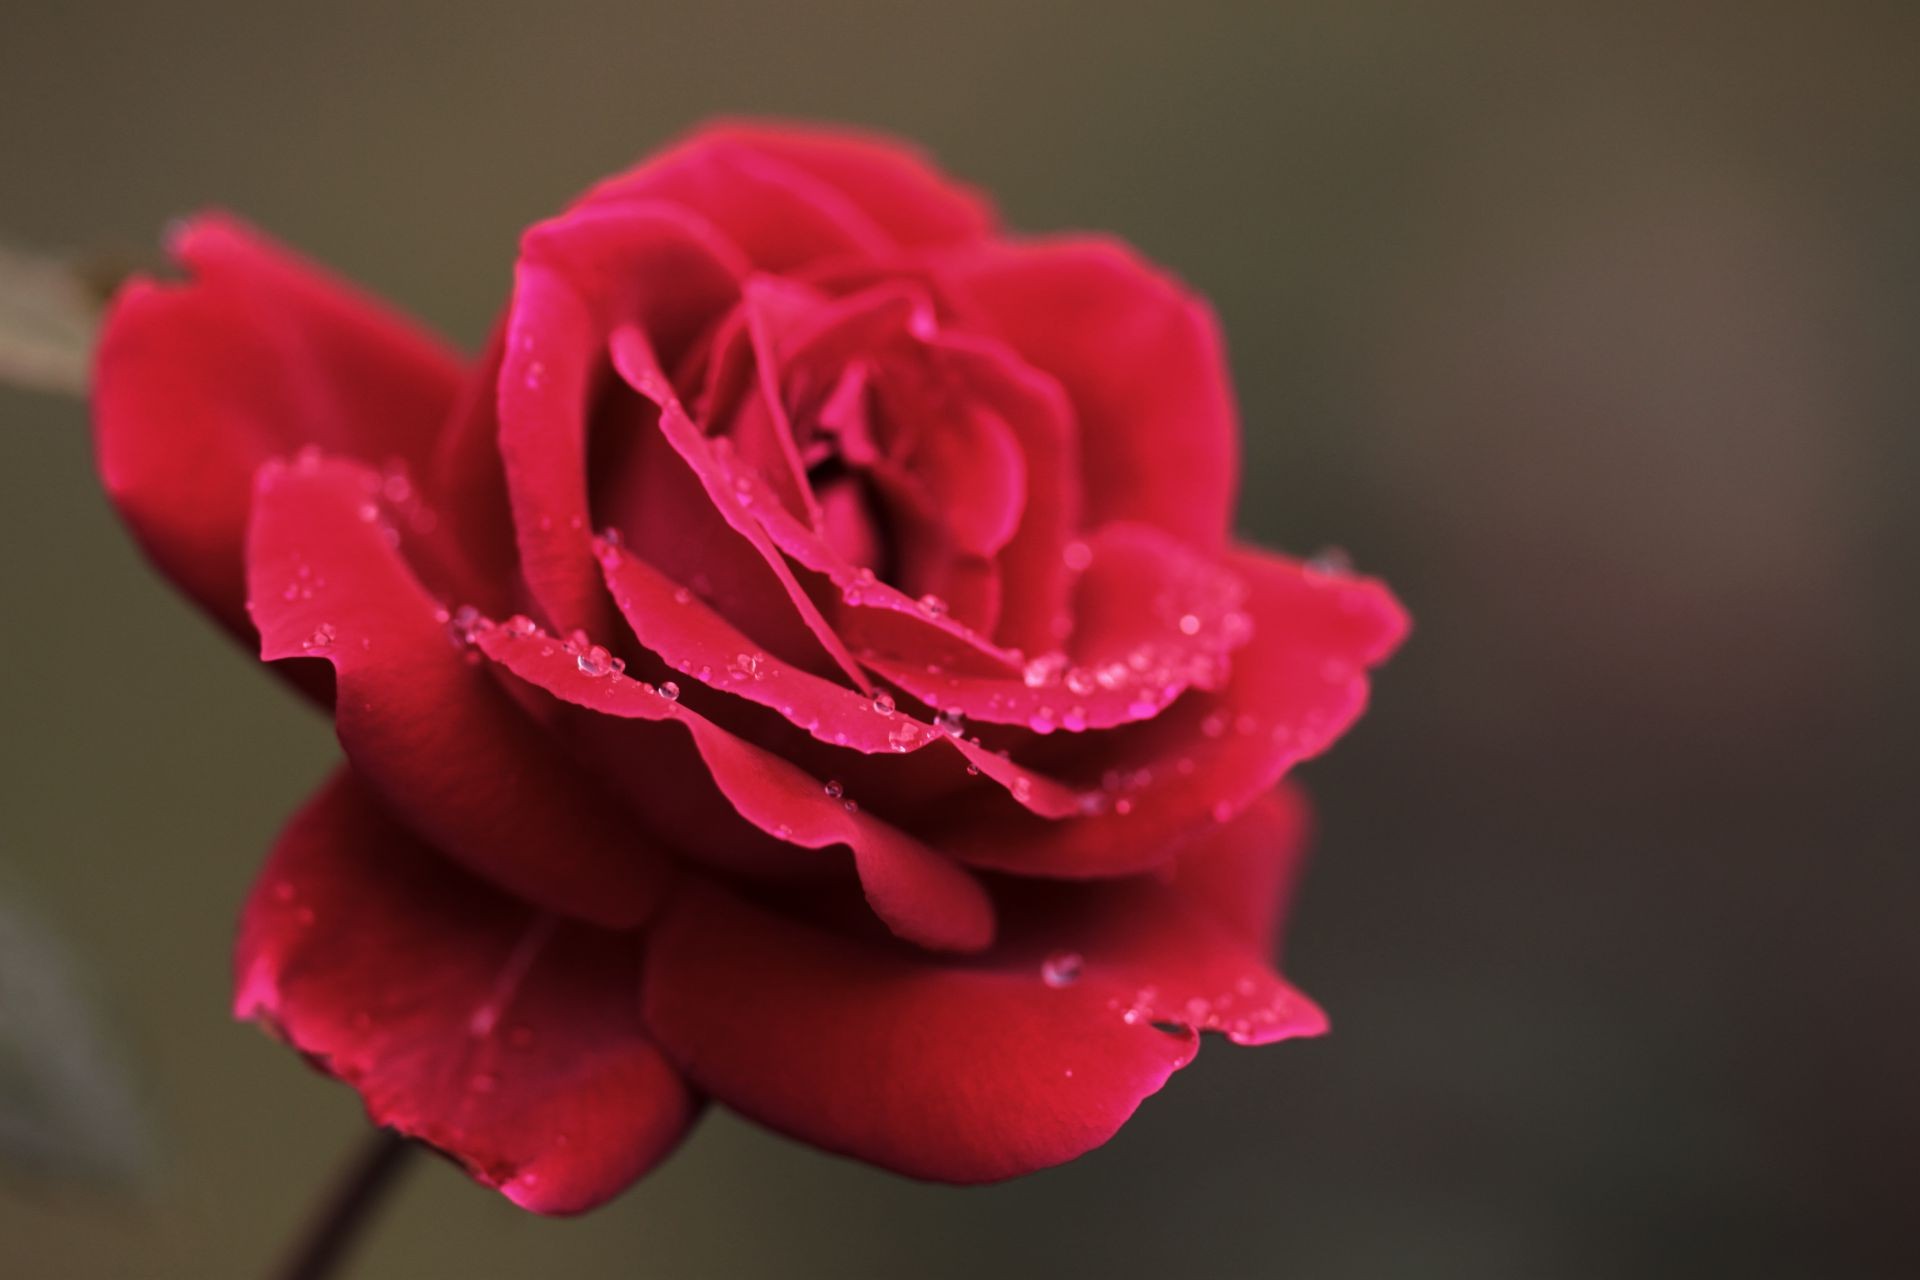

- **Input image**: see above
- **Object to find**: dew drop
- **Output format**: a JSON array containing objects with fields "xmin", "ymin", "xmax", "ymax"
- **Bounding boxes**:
[
  {"xmin": 575, "ymin": 646, "xmax": 614, "ymax": 677},
  {"xmin": 657, "ymin": 680, "xmax": 680, "ymax": 702},
  {"xmin": 871, "ymin": 691, "xmax": 896, "ymax": 716},
  {"xmin": 302, "ymin": 624, "xmax": 336, "ymax": 651},
  {"xmin": 1041, "ymin": 951, "xmax": 1084, "ymax": 987},
  {"xmin": 823, "ymin": 779, "xmax": 844, "ymax": 799}
]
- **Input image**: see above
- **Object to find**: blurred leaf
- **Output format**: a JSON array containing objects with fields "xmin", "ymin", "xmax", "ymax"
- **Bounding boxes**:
[
  {"xmin": 0, "ymin": 243, "xmax": 107, "ymax": 398},
  {"xmin": 0, "ymin": 896, "xmax": 152, "ymax": 1188}
]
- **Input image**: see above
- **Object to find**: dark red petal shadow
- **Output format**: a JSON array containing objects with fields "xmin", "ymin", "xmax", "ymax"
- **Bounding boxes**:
[
  {"xmin": 1164, "ymin": 785, "xmax": 1314, "ymax": 956},
  {"xmin": 236, "ymin": 770, "xmax": 696, "ymax": 1214}
]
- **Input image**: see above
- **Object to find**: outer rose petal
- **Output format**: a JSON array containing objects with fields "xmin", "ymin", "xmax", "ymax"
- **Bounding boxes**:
[
  {"xmin": 245, "ymin": 453, "xmax": 673, "ymax": 928},
  {"xmin": 93, "ymin": 214, "xmax": 462, "ymax": 640},
  {"xmin": 579, "ymin": 135, "xmax": 893, "ymax": 270},
  {"xmin": 690, "ymin": 119, "xmax": 998, "ymax": 247},
  {"xmin": 642, "ymin": 848, "xmax": 1324, "ymax": 1183},
  {"xmin": 1164, "ymin": 785, "xmax": 1314, "ymax": 955},
  {"xmin": 236, "ymin": 770, "xmax": 696, "ymax": 1214},
  {"xmin": 938, "ymin": 236, "xmax": 1238, "ymax": 551}
]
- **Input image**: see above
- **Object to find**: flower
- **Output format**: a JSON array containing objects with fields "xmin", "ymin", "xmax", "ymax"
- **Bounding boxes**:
[{"xmin": 91, "ymin": 119, "xmax": 1407, "ymax": 1213}]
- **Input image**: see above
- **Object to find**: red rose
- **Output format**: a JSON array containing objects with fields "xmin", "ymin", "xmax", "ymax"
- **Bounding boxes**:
[{"xmin": 92, "ymin": 120, "xmax": 1407, "ymax": 1213}]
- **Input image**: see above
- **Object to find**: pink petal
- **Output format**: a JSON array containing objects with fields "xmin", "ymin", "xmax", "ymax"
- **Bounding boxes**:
[
  {"xmin": 93, "ymin": 213, "xmax": 461, "ymax": 641},
  {"xmin": 641, "ymin": 866, "xmax": 1323, "ymax": 1183},
  {"xmin": 244, "ymin": 453, "xmax": 673, "ymax": 928},
  {"xmin": 236, "ymin": 770, "xmax": 696, "ymax": 1214}
]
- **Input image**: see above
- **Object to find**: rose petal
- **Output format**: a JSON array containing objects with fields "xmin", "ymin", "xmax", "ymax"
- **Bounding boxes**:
[
  {"xmin": 865, "ymin": 522, "xmax": 1250, "ymax": 735},
  {"xmin": 930, "ymin": 331, "xmax": 1081, "ymax": 655},
  {"xmin": 592, "ymin": 533, "xmax": 1088, "ymax": 823},
  {"xmin": 608, "ymin": 324, "xmax": 877, "ymax": 690},
  {"xmin": 940, "ymin": 236, "xmax": 1238, "ymax": 550},
  {"xmin": 1163, "ymin": 785, "xmax": 1314, "ymax": 955},
  {"xmin": 689, "ymin": 119, "xmax": 997, "ymax": 247},
  {"xmin": 500, "ymin": 207, "xmax": 743, "ymax": 635},
  {"xmin": 236, "ymin": 770, "xmax": 696, "ymax": 1215},
  {"xmin": 594, "ymin": 535, "xmax": 941, "ymax": 755},
  {"xmin": 245, "ymin": 453, "xmax": 673, "ymax": 928},
  {"xmin": 579, "ymin": 135, "xmax": 893, "ymax": 270},
  {"xmin": 474, "ymin": 621, "xmax": 995, "ymax": 953},
  {"xmin": 924, "ymin": 549, "xmax": 1408, "ymax": 877},
  {"xmin": 94, "ymin": 213, "xmax": 461, "ymax": 641},
  {"xmin": 641, "ymin": 868, "xmax": 1323, "ymax": 1183}
]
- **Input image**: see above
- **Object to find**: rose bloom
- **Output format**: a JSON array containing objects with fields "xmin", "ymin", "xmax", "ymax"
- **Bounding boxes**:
[{"xmin": 92, "ymin": 120, "xmax": 1407, "ymax": 1213}]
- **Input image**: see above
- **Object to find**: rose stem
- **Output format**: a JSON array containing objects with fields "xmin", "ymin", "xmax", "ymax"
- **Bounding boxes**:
[{"xmin": 271, "ymin": 1129, "xmax": 415, "ymax": 1280}]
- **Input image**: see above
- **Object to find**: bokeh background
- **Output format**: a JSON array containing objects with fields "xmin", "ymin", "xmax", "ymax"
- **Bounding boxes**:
[{"xmin": 3, "ymin": 2, "xmax": 1916, "ymax": 1276}]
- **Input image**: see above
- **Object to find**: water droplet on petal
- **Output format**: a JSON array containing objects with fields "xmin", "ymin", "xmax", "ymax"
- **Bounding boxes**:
[
  {"xmin": 871, "ymin": 691, "xmax": 896, "ymax": 716},
  {"xmin": 1041, "ymin": 951, "xmax": 1084, "ymax": 987},
  {"xmin": 302, "ymin": 624, "xmax": 336, "ymax": 651},
  {"xmin": 824, "ymin": 779, "xmax": 844, "ymax": 800},
  {"xmin": 576, "ymin": 645, "xmax": 614, "ymax": 677},
  {"xmin": 657, "ymin": 680, "xmax": 680, "ymax": 702}
]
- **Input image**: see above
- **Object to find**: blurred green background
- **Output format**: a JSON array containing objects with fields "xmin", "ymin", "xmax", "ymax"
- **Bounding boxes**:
[{"xmin": 3, "ymin": 1, "xmax": 1916, "ymax": 1276}]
